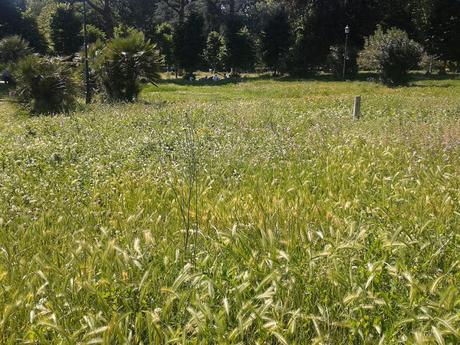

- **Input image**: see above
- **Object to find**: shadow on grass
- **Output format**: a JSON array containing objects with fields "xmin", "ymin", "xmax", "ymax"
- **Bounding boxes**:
[
  {"xmin": 155, "ymin": 72, "xmax": 379, "ymax": 87},
  {"xmin": 406, "ymin": 73, "xmax": 460, "ymax": 88},
  {"xmin": 155, "ymin": 75, "xmax": 258, "ymax": 87},
  {"xmin": 156, "ymin": 71, "xmax": 459, "ymax": 88}
]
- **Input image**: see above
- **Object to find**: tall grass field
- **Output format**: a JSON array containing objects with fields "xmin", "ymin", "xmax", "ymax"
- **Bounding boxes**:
[{"xmin": 1, "ymin": 77, "xmax": 460, "ymax": 344}]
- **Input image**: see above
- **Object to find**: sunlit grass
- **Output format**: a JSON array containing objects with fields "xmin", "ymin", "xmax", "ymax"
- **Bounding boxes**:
[{"xmin": 1, "ymin": 77, "xmax": 459, "ymax": 344}]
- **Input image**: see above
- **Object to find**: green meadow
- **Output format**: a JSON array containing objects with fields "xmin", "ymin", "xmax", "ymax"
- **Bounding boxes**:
[{"xmin": 1, "ymin": 77, "xmax": 460, "ymax": 344}]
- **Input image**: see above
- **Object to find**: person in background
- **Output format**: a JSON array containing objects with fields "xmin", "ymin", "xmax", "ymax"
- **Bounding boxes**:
[{"xmin": 1, "ymin": 69, "xmax": 13, "ymax": 84}]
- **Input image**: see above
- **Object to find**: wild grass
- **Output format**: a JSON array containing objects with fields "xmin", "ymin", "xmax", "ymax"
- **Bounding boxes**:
[{"xmin": 0, "ymin": 77, "xmax": 459, "ymax": 344}]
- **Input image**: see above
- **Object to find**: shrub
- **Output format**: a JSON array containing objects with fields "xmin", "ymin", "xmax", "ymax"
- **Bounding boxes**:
[
  {"xmin": 204, "ymin": 31, "xmax": 227, "ymax": 72},
  {"xmin": 93, "ymin": 29, "xmax": 161, "ymax": 102},
  {"xmin": 358, "ymin": 27, "xmax": 423, "ymax": 85},
  {"xmin": 14, "ymin": 55, "xmax": 77, "ymax": 114},
  {"xmin": 0, "ymin": 36, "xmax": 32, "ymax": 65},
  {"xmin": 327, "ymin": 45, "xmax": 358, "ymax": 80},
  {"xmin": 50, "ymin": 5, "xmax": 83, "ymax": 56}
]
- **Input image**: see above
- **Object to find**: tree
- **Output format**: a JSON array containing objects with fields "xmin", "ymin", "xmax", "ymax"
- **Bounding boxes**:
[
  {"xmin": 160, "ymin": 0, "xmax": 196, "ymax": 23},
  {"xmin": 327, "ymin": 45, "xmax": 358, "ymax": 79},
  {"xmin": 285, "ymin": 0, "xmax": 346, "ymax": 77},
  {"xmin": 113, "ymin": 0, "xmax": 158, "ymax": 34},
  {"xmin": 204, "ymin": 31, "xmax": 227, "ymax": 71},
  {"xmin": 86, "ymin": 0, "xmax": 115, "ymax": 37},
  {"xmin": 223, "ymin": 17, "xmax": 255, "ymax": 72},
  {"xmin": 358, "ymin": 27, "xmax": 423, "ymax": 85},
  {"xmin": 373, "ymin": 0, "xmax": 415, "ymax": 36},
  {"xmin": 173, "ymin": 11, "xmax": 205, "ymax": 74},
  {"xmin": 20, "ymin": 14, "xmax": 47, "ymax": 53},
  {"xmin": 0, "ymin": 0, "xmax": 23, "ymax": 39},
  {"xmin": 414, "ymin": 0, "xmax": 460, "ymax": 66},
  {"xmin": 50, "ymin": 5, "xmax": 83, "ymax": 56},
  {"xmin": 260, "ymin": 9, "xmax": 291, "ymax": 75},
  {"xmin": 152, "ymin": 23, "xmax": 174, "ymax": 67},
  {"xmin": 0, "ymin": 0, "xmax": 46, "ymax": 52},
  {"xmin": 287, "ymin": 18, "xmax": 326, "ymax": 76}
]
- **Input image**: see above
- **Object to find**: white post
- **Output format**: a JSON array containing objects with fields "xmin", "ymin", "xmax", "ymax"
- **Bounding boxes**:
[{"xmin": 353, "ymin": 96, "xmax": 361, "ymax": 120}]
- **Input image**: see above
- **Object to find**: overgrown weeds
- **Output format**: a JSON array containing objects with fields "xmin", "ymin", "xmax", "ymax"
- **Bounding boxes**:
[{"xmin": 0, "ymin": 79, "xmax": 459, "ymax": 343}]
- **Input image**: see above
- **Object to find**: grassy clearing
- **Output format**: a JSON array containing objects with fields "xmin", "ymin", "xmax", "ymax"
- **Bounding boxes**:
[{"xmin": 1, "ymin": 77, "xmax": 460, "ymax": 344}]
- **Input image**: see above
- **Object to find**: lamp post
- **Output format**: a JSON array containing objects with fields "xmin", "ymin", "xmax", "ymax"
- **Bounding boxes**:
[
  {"xmin": 83, "ymin": 0, "xmax": 91, "ymax": 104},
  {"xmin": 343, "ymin": 25, "xmax": 350, "ymax": 80}
]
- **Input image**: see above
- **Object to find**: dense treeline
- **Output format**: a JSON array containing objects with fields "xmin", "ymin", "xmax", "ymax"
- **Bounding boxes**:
[{"xmin": 1, "ymin": 0, "xmax": 459, "ymax": 74}]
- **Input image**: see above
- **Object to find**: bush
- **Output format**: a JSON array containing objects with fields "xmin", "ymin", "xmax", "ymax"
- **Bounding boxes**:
[
  {"xmin": 358, "ymin": 27, "xmax": 423, "ymax": 85},
  {"xmin": 93, "ymin": 29, "xmax": 161, "ymax": 102},
  {"xmin": 0, "ymin": 36, "xmax": 32, "ymax": 65},
  {"xmin": 14, "ymin": 55, "xmax": 77, "ymax": 114},
  {"xmin": 327, "ymin": 45, "xmax": 358, "ymax": 80}
]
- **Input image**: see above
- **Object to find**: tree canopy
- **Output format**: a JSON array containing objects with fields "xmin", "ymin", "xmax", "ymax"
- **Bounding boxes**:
[{"xmin": 1, "ymin": 0, "xmax": 459, "ymax": 74}]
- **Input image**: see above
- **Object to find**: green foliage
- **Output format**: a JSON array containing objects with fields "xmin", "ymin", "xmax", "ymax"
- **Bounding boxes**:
[
  {"xmin": 20, "ymin": 14, "xmax": 48, "ymax": 53},
  {"xmin": 359, "ymin": 27, "xmax": 423, "ymax": 85},
  {"xmin": 36, "ymin": 0, "xmax": 58, "ymax": 49},
  {"xmin": 224, "ymin": 21, "xmax": 256, "ymax": 71},
  {"xmin": 327, "ymin": 45, "xmax": 358, "ymax": 80},
  {"xmin": 1, "ymin": 78, "xmax": 460, "ymax": 343},
  {"xmin": 286, "ymin": 8, "xmax": 334, "ymax": 78},
  {"xmin": 85, "ymin": 24, "xmax": 106, "ymax": 45},
  {"xmin": 204, "ymin": 31, "xmax": 227, "ymax": 71},
  {"xmin": 114, "ymin": 23, "xmax": 136, "ymax": 39},
  {"xmin": 0, "ymin": 0, "xmax": 47, "ymax": 53},
  {"xmin": 260, "ymin": 9, "xmax": 291, "ymax": 74},
  {"xmin": 174, "ymin": 12, "xmax": 206, "ymax": 74},
  {"xmin": 50, "ymin": 5, "xmax": 83, "ymax": 56},
  {"xmin": 152, "ymin": 23, "xmax": 174, "ymax": 67},
  {"xmin": 412, "ymin": 0, "xmax": 460, "ymax": 63},
  {"xmin": 0, "ymin": 35, "xmax": 32, "ymax": 65},
  {"xmin": 93, "ymin": 29, "xmax": 161, "ymax": 102},
  {"xmin": 14, "ymin": 55, "xmax": 77, "ymax": 114}
]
